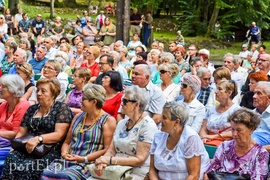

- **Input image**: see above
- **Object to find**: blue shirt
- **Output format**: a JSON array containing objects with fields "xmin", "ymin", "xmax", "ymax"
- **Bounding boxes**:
[
  {"xmin": 19, "ymin": 19, "xmax": 31, "ymax": 32},
  {"xmin": 29, "ymin": 57, "xmax": 48, "ymax": 74}
]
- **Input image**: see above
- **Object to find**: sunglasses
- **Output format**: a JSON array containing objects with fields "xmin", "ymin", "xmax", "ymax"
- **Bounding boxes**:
[
  {"xmin": 181, "ymin": 83, "xmax": 189, "ymax": 89},
  {"xmin": 122, "ymin": 98, "xmax": 137, "ymax": 106},
  {"xmin": 159, "ymin": 70, "xmax": 167, "ymax": 74}
]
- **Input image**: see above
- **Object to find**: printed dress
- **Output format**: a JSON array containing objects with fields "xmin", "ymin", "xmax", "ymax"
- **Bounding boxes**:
[
  {"xmin": 206, "ymin": 140, "xmax": 269, "ymax": 179},
  {"xmin": 113, "ymin": 115, "xmax": 158, "ymax": 179},
  {"xmin": 41, "ymin": 112, "xmax": 109, "ymax": 180},
  {"xmin": 1, "ymin": 102, "xmax": 73, "ymax": 180}
]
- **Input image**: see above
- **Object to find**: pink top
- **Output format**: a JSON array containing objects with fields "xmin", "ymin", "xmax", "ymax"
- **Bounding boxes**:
[{"xmin": 0, "ymin": 100, "xmax": 31, "ymax": 132}]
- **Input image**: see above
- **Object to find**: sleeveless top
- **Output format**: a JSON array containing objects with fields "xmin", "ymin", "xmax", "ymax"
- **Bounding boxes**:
[
  {"xmin": 25, "ymin": 82, "xmax": 34, "ymax": 93},
  {"xmin": 69, "ymin": 112, "xmax": 109, "ymax": 156},
  {"xmin": 67, "ymin": 88, "xmax": 83, "ymax": 109}
]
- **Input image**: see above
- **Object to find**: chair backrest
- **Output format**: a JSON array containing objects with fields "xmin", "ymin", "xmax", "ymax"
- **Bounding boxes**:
[{"xmin": 204, "ymin": 144, "xmax": 217, "ymax": 159}]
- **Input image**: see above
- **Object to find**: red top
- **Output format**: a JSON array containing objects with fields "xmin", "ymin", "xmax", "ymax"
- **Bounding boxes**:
[
  {"xmin": 0, "ymin": 100, "xmax": 31, "ymax": 132},
  {"xmin": 102, "ymin": 92, "xmax": 123, "ymax": 119},
  {"xmin": 81, "ymin": 62, "xmax": 100, "ymax": 77}
]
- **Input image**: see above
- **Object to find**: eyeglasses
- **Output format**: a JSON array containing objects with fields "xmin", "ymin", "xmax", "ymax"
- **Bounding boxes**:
[
  {"xmin": 181, "ymin": 83, "xmax": 189, "ymax": 89},
  {"xmin": 83, "ymin": 50, "xmax": 92, "ymax": 54},
  {"xmin": 43, "ymin": 66, "xmax": 55, "ymax": 71},
  {"xmin": 98, "ymin": 62, "xmax": 109, "ymax": 66},
  {"xmin": 188, "ymin": 49, "xmax": 195, "ymax": 51},
  {"xmin": 159, "ymin": 70, "xmax": 167, "ymax": 74},
  {"xmin": 122, "ymin": 98, "xmax": 137, "ymax": 105},
  {"xmin": 44, "ymin": 41, "xmax": 50, "ymax": 44},
  {"xmin": 258, "ymin": 59, "xmax": 269, "ymax": 62},
  {"xmin": 251, "ymin": 62, "xmax": 257, "ymax": 64}
]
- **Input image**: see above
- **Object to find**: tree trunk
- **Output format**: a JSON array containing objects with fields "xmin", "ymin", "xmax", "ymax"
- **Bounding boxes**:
[
  {"xmin": 123, "ymin": 0, "xmax": 130, "ymax": 45},
  {"xmin": 196, "ymin": 0, "xmax": 203, "ymax": 22},
  {"xmin": 8, "ymin": 0, "xmax": 19, "ymax": 15},
  {"xmin": 50, "ymin": 0, "xmax": 55, "ymax": 19},
  {"xmin": 116, "ymin": 0, "xmax": 124, "ymax": 41},
  {"xmin": 203, "ymin": 0, "xmax": 210, "ymax": 23},
  {"xmin": 206, "ymin": 2, "xmax": 220, "ymax": 37},
  {"xmin": 64, "ymin": 0, "xmax": 76, "ymax": 4}
]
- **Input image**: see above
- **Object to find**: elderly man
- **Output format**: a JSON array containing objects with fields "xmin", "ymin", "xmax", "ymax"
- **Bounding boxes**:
[
  {"xmin": 44, "ymin": 37, "xmax": 58, "ymax": 60},
  {"xmin": 239, "ymin": 44, "xmax": 250, "ymax": 60},
  {"xmin": 94, "ymin": 54, "xmax": 114, "ymax": 85},
  {"xmin": 246, "ymin": 22, "xmax": 261, "ymax": 44},
  {"xmin": 8, "ymin": 48, "xmax": 26, "ymax": 74},
  {"xmin": 233, "ymin": 55, "xmax": 248, "ymax": 83},
  {"xmin": 32, "ymin": 14, "xmax": 45, "ymax": 37},
  {"xmin": 29, "ymin": 46, "xmax": 48, "ymax": 74},
  {"xmin": 197, "ymin": 67, "xmax": 215, "ymax": 110},
  {"xmin": 251, "ymin": 82, "xmax": 270, "ymax": 152},
  {"xmin": 130, "ymin": 8, "xmax": 141, "ymax": 35},
  {"xmin": 121, "ymin": 64, "xmax": 165, "ymax": 124}
]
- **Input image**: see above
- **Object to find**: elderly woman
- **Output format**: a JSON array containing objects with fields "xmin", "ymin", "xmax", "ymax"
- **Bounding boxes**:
[
  {"xmin": 155, "ymin": 64, "xmax": 180, "ymax": 102},
  {"xmin": 59, "ymin": 42, "xmax": 75, "ymax": 68},
  {"xmin": 55, "ymin": 50, "xmax": 73, "ymax": 77},
  {"xmin": 0, "ymin": 74, "xmax": 31, "ymax": 174},
  {"xmin": 81, "ymin": 45, "xmax": 100, "ymax": 82},
  {"xmin": 16, "ymin": 62, "xmax": 34, "ymax": 101},
  {"xmin": 149, "ymin": 102, "xmax": 210, "ymax": 180},
  {"xmin": 102, "ymin": 70, "xmax": 123, "ymax": 119},
  {"xmin": 82, "ymin": 18, "xmax": 97, "ymax": 46},
  {"xmin": 41, "ymin": 84, "xmax": 116, "ymax": 179},
  {"xmin": 99, "ymin": 17, "xmax": 116, "ymax": 46},
  {"xmin": 19, "ymin": 38, "xmax": 32, "ymax": 62},
  {"xmin": 199, "ymin": 80, "xmax": 241, "ymax": 146},
  {"xmin": 1, "ymin": 41, "xmax": 17, "ymax": 75},
  {"xmin": 1, "ymin": 78, "xmax": 73, "ymax": 179},
  {"xmin": 177, "ymin": 75, "xmax": 205, "ymax": 133},
  {"xmin": 94, "ymin": 85, "xmax": 158, "ymax": 179},
  {"xmin": 206, "ymin": 109, "xmax": 269, "ymax": 179},
  {"xmin": 153, "ymin": 52, "xmax": 180, "ymax": 84},
  {"xmin": 65, "ymin": 67, "xmax": 91, "ymax": 115},
  {"xmin": 240, "ymin": 70, "xmax": 268, "ymax": 109},
  {"xmin": 149, "ymin": 49, "xmax": 161, "ymax": 80}
]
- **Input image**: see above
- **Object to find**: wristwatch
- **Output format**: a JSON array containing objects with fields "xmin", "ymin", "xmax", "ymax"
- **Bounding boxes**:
[{"xmin": 38, "ymin": 136, "xmax": 43, "ymax": 144}]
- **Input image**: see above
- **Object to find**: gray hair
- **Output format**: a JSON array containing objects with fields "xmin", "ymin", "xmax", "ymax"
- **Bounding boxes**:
[
  {"xmin": 16, "ymin": 48, "xmax": 27, "ymax": 59},
  {"xmin": 124, "ymin": 85, "xmax": 148, "ymax": 112},
  {"xmin": 0, "ymin": 74, "xmax": 25, "ymax": 97},
  {"xmin": 135, "ymin": 64, "xmax": 151, "ymax": 76},
  {"xmin": 158, "ymin": 63, "xmax": 179, "ymax": 78},
  {"xmin": 223, "ymin": 53, "xmax": 234, "ymax": 61},
  {"xmin": 55, "ymin": 51, "xmax": 68, "ymax": 71},
  {"xmin": 20, "ymin": 38, "xmax": 31, "ymax": 49},
  {"xmin": 257, "ymin": 81, "xmax": 270, "ymax": 95},
  {"xmin": 160, "ymin": 52, "xmax": 175, "ymax": 63},
  {"xmin": 46, "ymin": 59, "xmax": 62, "ymax": 73},
  {"xmin": 233, "ymin": 55, "xmax": 242, "ymax": 64},
  {"xmin": 150, "ymin": 49, "xmax": 161, "ymax": 55},
  {"xmin": 82, "ymin": 83, "xmax": 106, "ymax": 109},
  {"xmin": 197, "ymin": 67, "xmax": 211, "ymax": 77},
  {"xmin": 109, "ymin": 51, "xmax": 120, "ymax": 63},
  {"xmin": 163, "ymin": 102, "xmax": 189, "ymax": 125}
]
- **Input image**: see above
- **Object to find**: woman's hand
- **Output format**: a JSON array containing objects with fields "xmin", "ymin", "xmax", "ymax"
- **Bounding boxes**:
[
  {"xmin": 201, "ymin": 134, "xmax": 220, "ymax": 142},
  {"xmin": 94, "ymin": 163, "xmax": 107, "ymax": 177},
  {"xmin": 95, "ymin": 156, "xmax": 110, "ymax": 165},
  {"xmin": 26, "ymin": 137, "xmax": 40, "ymax": 154}
]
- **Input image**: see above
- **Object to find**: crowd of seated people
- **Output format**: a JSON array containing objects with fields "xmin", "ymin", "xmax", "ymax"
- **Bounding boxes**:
[{"xmin": 0, "ymin": 8, "xmax": 269, "ymax": 180}]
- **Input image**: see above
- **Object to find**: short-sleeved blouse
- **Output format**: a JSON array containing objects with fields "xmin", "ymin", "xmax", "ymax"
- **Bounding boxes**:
[
  {"xmin": 206, "ymin": 140, "xmax": 269, "ymax": 179},
  {"xmin": 113, "ymin": 115, "xmax": 158, "ymax": 179},
  {"xmin": 52, "ymin": 24, "xmax": 64, "ymax": 34},
  {"xmin": 81, "ymin": 62, "xmax": 100, "ymax": 77},
  {"xmin": 150, "ymin": 126, "xmax": 210, "ymax": 180},
  {"xmin": 67, "ymin": 88, "xmax": 82, "ymax": 109},
  {"xmin": 21, "ymin": 101, "xmax": 73, "ymax": 136},
  {"xmin": 205, "ymin": 104, "xmax": 240, "ymax": 133}
]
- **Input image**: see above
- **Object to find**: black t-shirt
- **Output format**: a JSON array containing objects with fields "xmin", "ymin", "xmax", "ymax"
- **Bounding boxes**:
[{"xmin": 130, "ymin": 13, "xmax": 141, "ymax": 26}]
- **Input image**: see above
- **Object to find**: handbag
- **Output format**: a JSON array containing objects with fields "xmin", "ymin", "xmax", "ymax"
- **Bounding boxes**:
[
  {"xmin": 88, "ymin": 164, "xmax": 133, "ymax": 180},
  {"xmin": 204, "ymin": 126, "xmax": 232, "ymax": 147},
  {"xmin": 207, "ymin": 170, "xmax": 250, "ymax": 180},
  {"xmin": 0, "ymin": 136, "xmax": 11, "ymax": 148},
  {"xmin": 11, "ymin": 133, "xmax": 56, "ymax": 158}
]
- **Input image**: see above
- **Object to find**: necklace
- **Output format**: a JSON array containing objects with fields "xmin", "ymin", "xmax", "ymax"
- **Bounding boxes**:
[
  {"xmin": 80, "ymin": 110, "xmax": 103, "ymax": 133},
  {"xmin": 126, "ymin": 113, "xmax": 143, "ymax": 132}
]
